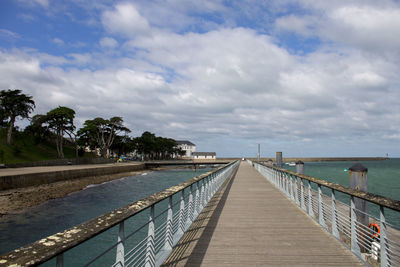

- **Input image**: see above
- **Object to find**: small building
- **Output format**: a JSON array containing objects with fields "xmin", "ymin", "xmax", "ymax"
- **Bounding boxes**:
[
  {"xmin": 175, "ymin": 140, "xmax": 196, "ymax": 159},
  {"xmin": 192, "ymin": 152, "xmax": 216, "ymax": 160}
]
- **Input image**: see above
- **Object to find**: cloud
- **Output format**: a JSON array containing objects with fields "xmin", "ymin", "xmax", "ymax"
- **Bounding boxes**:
[
  {"xmin": 101, "ymin": 3, "xmax": 151, "ymax": 39},
  {"xmin": 1, "ymin": 0, "xmax": 400, "ymax": 156},
  {"xmin": 52, "ymin": 38, "xmax": 64, "ymax": 46},
  {"xmin": 0, "ymin": 29, "xmax": 20, "ymax": 40},
  {"xmin": 99, "ymin": 37, "xmax": 118, "ymax": 48},
  {"xmin": 36, "ymin": 0, "xmax": 49, "ymax": 8},
  {"xmin": 275, "ymin": 2, "xmax": 400, "ymax": 57}
]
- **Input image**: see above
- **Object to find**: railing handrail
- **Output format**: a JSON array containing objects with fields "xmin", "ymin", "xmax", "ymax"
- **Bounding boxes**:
[
  {"xmin": 0, "ymin": 161, "xmax": 237, "ymax": 266},
  {"xmin": 257, "ymin": 161, "xmax": 400, "ymax": 212}
]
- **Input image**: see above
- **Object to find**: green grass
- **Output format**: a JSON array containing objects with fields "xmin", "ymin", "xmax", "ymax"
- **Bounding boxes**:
[{"xmin": 0, "ymin": 128, "xmax": 79, "ymax": 164}]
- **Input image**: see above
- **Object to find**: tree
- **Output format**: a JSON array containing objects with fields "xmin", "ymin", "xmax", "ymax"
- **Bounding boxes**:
[
  {"xmin": 77, "ymin": 117, "xmax": 130, "ymax": 158},
  {"xmin": 24, "ymin": 114, "xmax": 49, "ymax": 143},
  {"xmin": 44, "ymin": 106, "xmax": 76, "ymax": 158},
  {"xmin": 0, "ymin": 89, "xmax": 35, "ymax": 144},
  {"xmin": 134, "ymin": 132, "xmax": 179, "ymax": 160}
]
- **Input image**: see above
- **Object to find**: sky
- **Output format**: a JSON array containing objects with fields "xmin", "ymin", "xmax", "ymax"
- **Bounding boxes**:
[{"xmin": 0, "ymin": 0, "xmax": 400, "ymax": 158}]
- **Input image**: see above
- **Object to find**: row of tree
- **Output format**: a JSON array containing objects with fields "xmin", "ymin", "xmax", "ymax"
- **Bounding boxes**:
[{"xmin": 1, "ymin": 89, "xmax": 185, "ymax": 160}]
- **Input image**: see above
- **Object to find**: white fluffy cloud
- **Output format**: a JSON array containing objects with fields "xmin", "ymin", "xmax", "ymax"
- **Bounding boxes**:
[
  {"xmin": 275, "ymin": 2, "xmax": 400, "ymax": 57},
  {"xmin": 2, "ymin": 0, "xmax": 400, "ymax": 156},
  {"xmin": 101, "ymin": 3, "xmax": 151, "ymax": 38},
  {"xmin": 99, "ymin": 37, "xmax": 118, "ymax": 48}
]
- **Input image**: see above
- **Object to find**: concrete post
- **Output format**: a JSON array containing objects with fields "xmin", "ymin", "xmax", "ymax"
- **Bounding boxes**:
[
  {"xmin": 349, "ymin": 163, "xmax": 368, "ymax": 253},
  {"xmin": 276, "ymin": 152, "xmax": 282, "ymax": 168},
  {"xmin": 296, "ymin": 161, "xmax": 304, "ymax": 174},
  {"xmin": 349, "ymin": 163, "xmax": 369, "ymax": 226},
  {"xmin": 257, "ymin": 144, "xmax": 260, "ymax": 162}
]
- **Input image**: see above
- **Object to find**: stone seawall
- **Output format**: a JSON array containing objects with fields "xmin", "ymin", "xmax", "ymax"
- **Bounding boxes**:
[{"xmin": 0, "ymin": 164, "xmax": 146, "ymax": 190}]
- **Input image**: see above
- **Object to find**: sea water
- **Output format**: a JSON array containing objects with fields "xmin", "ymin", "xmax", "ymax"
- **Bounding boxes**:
[{"xmin": 285, "ymin": 158, "xmax": 400, "ymax": 227}]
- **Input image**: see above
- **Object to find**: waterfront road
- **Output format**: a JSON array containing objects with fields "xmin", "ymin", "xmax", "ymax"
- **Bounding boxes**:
[
  {"xmin": 163, "ymin": 161, "xmax": 364, "ymax": 266},
  {"xmin": 0, "ymin": 163, "xmax": 143, "ymax": 177}
]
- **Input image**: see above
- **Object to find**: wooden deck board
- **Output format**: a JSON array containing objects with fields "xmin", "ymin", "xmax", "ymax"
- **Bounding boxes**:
[{"xmin": 163, "ymin": 161, "xmax": 365, "ymax": 266}]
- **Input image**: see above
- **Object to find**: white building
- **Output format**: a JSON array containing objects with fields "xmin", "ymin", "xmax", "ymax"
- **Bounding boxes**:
[
  {"xmin": 192, "ymin": 152, "xmax": 216, "ymax": 160},
  {"xmin": 176, "ymin": 140, "xmax": 196, "ymax": 159}
]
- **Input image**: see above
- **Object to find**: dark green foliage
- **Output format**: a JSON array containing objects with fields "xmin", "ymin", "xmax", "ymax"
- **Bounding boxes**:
[
  {"xmin": 134, "ymin": 131, "xmax": 180, "ymax": 160},
  {"xmin": 44, "ymin": 106, "xmax": 76, "ymax": 158},
  {"xmin": 0, "ymin": 89, "xmax": 35, "ymax": 144},
  {"xmin": 77, "ymin": 117, "xmax": 130, "ymax": 158}
]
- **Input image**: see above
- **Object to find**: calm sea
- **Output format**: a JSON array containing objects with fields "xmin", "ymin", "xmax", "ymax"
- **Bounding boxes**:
[{"xmin": 285, "ymin": 158, "xmax": 400, "ymax": 227}]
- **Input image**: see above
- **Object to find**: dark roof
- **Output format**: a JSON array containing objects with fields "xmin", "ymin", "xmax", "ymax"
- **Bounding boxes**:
[
  {"xmin": 193, "ymin": 152, "xmax": 216, "ymax": 156},
  {"xmin": 175, "ymin": 140, "xmax": 196, "ymax": 146}
]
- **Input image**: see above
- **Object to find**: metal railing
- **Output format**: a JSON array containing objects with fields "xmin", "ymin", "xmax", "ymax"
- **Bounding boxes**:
[
  {"xmin": 252, "ymin": 161, "xmax": 400, "ymax": 267},
  {"xmin": 0, "ymin": 161, "xmax": 239, "ymax": 267}
]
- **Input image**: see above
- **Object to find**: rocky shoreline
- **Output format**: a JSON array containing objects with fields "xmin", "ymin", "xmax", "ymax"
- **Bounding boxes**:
[{"xmin": 0, "ymin": 170, "xmax": 145, "ymax": 217}]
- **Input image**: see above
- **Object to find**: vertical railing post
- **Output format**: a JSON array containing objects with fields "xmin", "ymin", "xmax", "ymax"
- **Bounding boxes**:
[
  {"xmin": 164, "ymin": 196, "xmax": 173, "ymax": 250},
  {"xmin": 206, "ymin": 176, "xmax": 211, "ymax": 203},
  {"xmin": 290, "ymin": 177, "xmax": 295, "ymax": 201},
  {"xmin": 198, "ymin": 181, "xmax": 204, "ymax": 212},
  {"xmin": 350, "ymin": 196, "xmax": 361, "ymax": 257},
  {"xmin": 294, "ymin": 176, "xmax": 300, "ymax": 206},
  {"xmin": 56, "ymin": 254, "xmax": 64, "ymax": 267},
  {"xmin": 318, "ymin": 185, "xmax": 326, "ymax": 228},
  {"xmin": 145, "ymin": 205, "xmax": 155, "ymax": 267},
  {"xmin": 211, "ymin": 173, "xmax": 216, "ymax": 195},
  {"xmin": 300, "ymin": 178, "xmax": 306, "ymax": 211},
  {"xmin": 115, "ymin": 221, "xmax": 125, "ymax": 267},
  {"xmin": 380, "ymin": 206, "xmax": 389, "ymax": 267},
  {"xmin": 285, "ymin": 175, "xmax": 290, "ymax": 197},
  {"xmin": 186, "ymin": 185, "xmax": 193, "ymax": 228},
  {"xmin": 308, "ymin": 181, "xmax": 315, "ymax": 218},
  {"xmin": 194, "ymin": 182, "xmax": 199, "ymax": 218},
  {"xmin": 331, "ymin": 189, "xmax": 339, "ymax": 239},
  {"xmin": 178, "ymin": 190, "xmax": 185, "ymax": 233}
]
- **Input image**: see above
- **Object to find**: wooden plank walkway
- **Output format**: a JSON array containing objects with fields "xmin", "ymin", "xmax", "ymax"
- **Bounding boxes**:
[{"xmin": 163, "ymin": 161, "xmax": 365, "ymax": 266}]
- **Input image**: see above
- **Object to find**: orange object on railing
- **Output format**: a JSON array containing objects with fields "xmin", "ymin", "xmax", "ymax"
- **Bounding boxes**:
[{"xmin": 369, "ymin": 223, "xmax": 380, "ymax": 238}]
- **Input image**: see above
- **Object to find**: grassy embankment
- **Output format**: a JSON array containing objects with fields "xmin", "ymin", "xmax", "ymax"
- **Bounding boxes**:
[{"xmin": 0, "ymin": 129, "xmax": 77, "ymax": 164}]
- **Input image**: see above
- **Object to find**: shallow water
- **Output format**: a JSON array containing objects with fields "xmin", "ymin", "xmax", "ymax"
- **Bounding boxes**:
[{"xmin": 0, "ymin": 167, "xmax": 212, "ymax": 255}]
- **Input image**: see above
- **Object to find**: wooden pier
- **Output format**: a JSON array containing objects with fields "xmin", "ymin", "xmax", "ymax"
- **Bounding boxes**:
[{"xmin": 163, "ymin": 161, "xmax": 364, "ymax": 266}]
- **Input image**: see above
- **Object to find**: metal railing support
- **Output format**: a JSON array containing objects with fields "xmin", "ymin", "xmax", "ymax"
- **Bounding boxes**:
[
  {"xmin": 318, "ymin": 185, "xmax": 326, "ymax": 228},
  {"xmin": 380, "ymin": 206, "xmax": 389, "ymax": 267},
  {"xmin": 178, "ymin": 190, "xmax": 185, "ymax": 233},
  {"xmin": 164, "ymin": 196, "xmax": 173, "ymax": 250},
  {"xmin": 187, "ymin": 185, "xmax": 194, "ymax": 225},
  {"xmin": 294, "ymin": 177, "xmax": 300, "ymax": 206},
  {"xmin": 308, "ymin": 181, "xmax": 315, "ymax": 218},
  {"xmin": 350, "ymin": 196, "xmax": 361, "ymax": 257},
  {"xmin": 115, "ymin": 221, "xmax": 125, "ymax": 267},
  {"xmin": 56, "ymin": 254, "xmax": 63, "ymax": 267},
  {"xmin": 285, "ymin": 173, "xmax": 289, "ymax": 196},
  {"xmin": 194, "ymin": 183, "xmax": 200, "ymax": 217},
  {"xmin": 331, "ymin": 189, "xmax": 339, "ymax": 239},
  {"xmin": 300, "ymin": 178, "xmax": 306, "ymax": 211},
  {"xmin": 145, "ymin": 205, "xmax": 155, "ymax": 267},
  {"xmin": 200, "ymin": 181, "xmax": 205, "ymax": 209}
]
